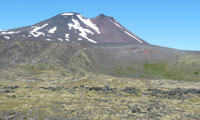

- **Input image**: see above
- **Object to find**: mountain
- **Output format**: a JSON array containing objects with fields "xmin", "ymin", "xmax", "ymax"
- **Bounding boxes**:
[
  {"xmin": 0, "ymin": 12, "xmax": 200, "ymax": 81},
  {"xmin": 0, "ymin": 12, "xmax": 148, "ymax": 44}
]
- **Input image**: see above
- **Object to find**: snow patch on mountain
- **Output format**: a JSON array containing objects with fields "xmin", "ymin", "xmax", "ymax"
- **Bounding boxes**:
[
  {"xmin": 65, "ymin": 34, "xmax": 69, "ymax": 38},
  {"xmin": 114, "ymin": 19, "xmax": 118, "ymax": 23},
  {"xmin": 4, "ymin": 36, "xmax": 10, "ymax": 39},
  {"xmin": 77, "ymin": 14, "xmax": 100, "ymax": 34},
  {"xmin": 0, "ymin": 31, "xmax": 20, "ymax": 35},
  {"xmin": 57, "ymin": 38, "xmax": 63, "ymax": 41},
  {"xmin": 61, "ymin": 13, "xmax": 74, "ymax": 16},
  {"xmin": 68, "ymin": 19, "xmax": 97, "ymax": 43},
  {"xmin": 30, "ymin": 23, "xmax": 48, "ymax": 37},
  {"xmin": 49, "ymin": 27, "xmax": 57, "ymax": 33},
  {"xmin": 108, "ymin": 19, "xmax": 123, "ymax": 29},
  {"xmin": 124, "ymin": 31, "xmax": 142, "ymax": 43},
  {"xmin": 78, "ymin": 38, "xmax": 82, "ymax": 40},
  {"xmin": 46, "ymin": 39, "xmax": 51, "ymax": 41}
]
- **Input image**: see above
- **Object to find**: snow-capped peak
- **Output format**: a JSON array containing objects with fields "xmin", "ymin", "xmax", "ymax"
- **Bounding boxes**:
[
  {"xmin": 0, "ymin": 12, "xmax": 148, "ymax": 44},
  {"xmin": 61, "ymin": 13, "xmax": 74, "ymax": 16}
]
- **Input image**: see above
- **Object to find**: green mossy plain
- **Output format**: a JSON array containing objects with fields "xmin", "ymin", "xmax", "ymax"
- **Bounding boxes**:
[
  {"xmin": 0, "ymin": 66, "xmax": 200, "ymax": 119},
  {"xmin": 115, "ymin": 58, "xmax": 200, "ymax": 81}
]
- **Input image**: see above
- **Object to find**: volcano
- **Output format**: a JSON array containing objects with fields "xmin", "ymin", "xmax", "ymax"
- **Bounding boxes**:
[{"xmin": 0, "ymin": 12, "xmax": 148, "ymax": 44}]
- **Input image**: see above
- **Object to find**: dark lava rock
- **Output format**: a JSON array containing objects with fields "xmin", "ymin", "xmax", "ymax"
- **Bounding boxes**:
[
  {"xmin": 88, "ymin": 87, "xmax": 102, "ymax": 91},
  {"xmin": 102, "ymin": 85, "xmax": 109, "ymax": 91},
  {"xmin": 147, "ymin": 107, "xmax": 153, "ymax": 112},
  {"xmin": 145, "ymin": 88, "xmax": 200, "ymax": 99},
  {"xmin": 93, "ymin": 99, "xmax": 108, "ymax": 102},
  {"xmin": 2, "ymin": 86, "xmax": 20, "ymax": 90},
  {"xmin": 86, "ymin": 85, "xmax": 113, "ymax": 92},
  {"xmin": 123, "ymin": 86, "xmax": 140, "ymax": 95},
  {"xmin": 39, "ymin": 86, "xmax": 64, "ymax": 91},
  {"xmin": 6, "ymin": 95, "xmax": 16, "ymax": 98},
  {"xmin": 125, "ymin": 86, "xmax": 134, "ymax": 91},
  {"xmin": 25, "ymin": 86, "xmax": 34, "ymax": 89},
  {"xmin": 4, "ymin": 90, "xmax": 11, "ymax": 93},
  {"xmin": 131, "ymin": 107, "xmax": 140, "ymax": 113},
  {"xmin": 73, "ymin": 86, "xmax": 78, "ymax": 89},
  {"xmin": 88, "ymin": 87, "xmax": 93, "ymax": 91}
]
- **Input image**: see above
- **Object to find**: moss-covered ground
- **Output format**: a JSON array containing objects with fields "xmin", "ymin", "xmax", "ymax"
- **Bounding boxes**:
[
  {"xmin": 114, "ymin": 54, "xmax": 200, "ymax": 81},
  {"xmin": 141, "ymin": 55, "xmax": 200, "ymax": 81},
  {"xmin": 0, "ymin": 65, "xmax": 200, "ymax": 120}
]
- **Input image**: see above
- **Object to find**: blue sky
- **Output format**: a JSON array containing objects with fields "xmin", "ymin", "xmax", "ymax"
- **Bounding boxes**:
[{"xmin": 1, "ymin": 0, "xmax": 200, "ymax": 50}]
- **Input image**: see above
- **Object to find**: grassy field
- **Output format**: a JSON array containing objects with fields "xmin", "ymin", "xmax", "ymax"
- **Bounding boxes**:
[
  {"xmin": 0, "ymin": 65, "xmax": 200, "ymax": 119},
  {"xmin": 114, "ymin": 55, "xmax": 200, "ymax": 81}
]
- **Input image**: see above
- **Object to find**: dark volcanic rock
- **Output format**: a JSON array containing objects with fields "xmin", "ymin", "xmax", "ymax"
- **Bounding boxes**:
[
  {"xmin": 4, "ymin": 90, "xmax": 11, "ymax": 93},
  {"xmin": 25, "ymin": 86, "xmax": 34, "ymax": 89},
  {"xmin": 131, "ymin": 107, "xmax": 140, "ymax": 113},
  {"xmin": 80, "ymin": 85, "xmax": 84, "ymax": 88},
  {"xmin": 2, "ymin": 86, "xmax": 20, "ymax": 90},
  {"xmin": 145, "ymin": 88, "xmax": 200, "ymax": 99},
  {"xmin": 1, "ymin": 86, "xmax": 20, "ymax": 93},
  {"xmin": 39, "ymin": 86, "xmax": 64, "ymax": 91},
  {"xmin": 102, "ymin": 85, "xmax": 109, "ymax": 91},
  {"xmin": 123, "ymin": 86, "xmax": 140, "ymax": 95}
]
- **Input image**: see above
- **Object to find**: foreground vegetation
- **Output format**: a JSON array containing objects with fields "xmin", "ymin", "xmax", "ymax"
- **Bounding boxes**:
[{"xmin": 0, "ymin": 65, "xmax": 200, "ymax": 120}]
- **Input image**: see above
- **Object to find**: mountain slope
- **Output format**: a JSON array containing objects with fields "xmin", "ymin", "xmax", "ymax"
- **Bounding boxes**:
[
  {"xmin": 0, "ymin": 40, "xmax": 200, "ymax": 81},
  {"xmin": 0, "ymin": 12, "xmax": 148, "ymax": 44}
]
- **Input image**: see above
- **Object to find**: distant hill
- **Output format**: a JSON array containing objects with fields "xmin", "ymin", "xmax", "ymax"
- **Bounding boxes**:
[{"xmin": 0, "ymin": 40, "xmax": 200, "ymax": 81}]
